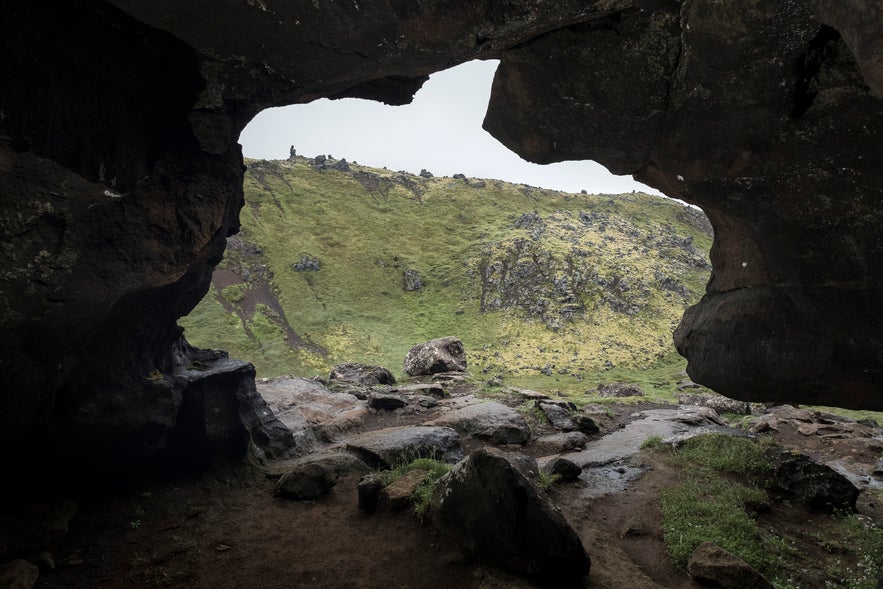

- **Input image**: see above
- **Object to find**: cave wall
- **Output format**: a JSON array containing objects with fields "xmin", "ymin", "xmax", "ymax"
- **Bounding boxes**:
[{"xmin": 1, "ymin": 0, "xmax": 881, "ymax": 468}]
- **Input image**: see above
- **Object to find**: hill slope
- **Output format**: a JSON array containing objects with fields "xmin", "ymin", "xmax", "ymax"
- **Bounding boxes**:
[{"xmin": 180, "ymin": 155, "xmax": 712, "ymax": 394}]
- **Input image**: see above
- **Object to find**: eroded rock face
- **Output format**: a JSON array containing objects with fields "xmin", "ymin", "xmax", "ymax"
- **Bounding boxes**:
[
  {"xmin": 1, "ymin": 0, "xmax": 882, "ymax": 476},
  {"xmin": 484, "ymin": 1, "xmax": 883, "ymax": 408}
]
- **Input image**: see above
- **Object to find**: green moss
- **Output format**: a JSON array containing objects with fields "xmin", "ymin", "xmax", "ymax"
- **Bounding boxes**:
[{"xmin": 183, "ymin": 157, "xmax": 713, "ymax": 391}]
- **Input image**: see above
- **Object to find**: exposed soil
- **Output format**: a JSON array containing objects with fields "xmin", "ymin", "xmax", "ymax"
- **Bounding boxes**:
[{"xmin": 31, "ymin": 392, "xmax": 883, "ymax": 589}]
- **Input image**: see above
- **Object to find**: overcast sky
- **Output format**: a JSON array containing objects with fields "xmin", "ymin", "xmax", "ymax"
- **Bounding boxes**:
[{"xmin": 239, "ymin": 59, "xmax": 661, "ymax": 196}]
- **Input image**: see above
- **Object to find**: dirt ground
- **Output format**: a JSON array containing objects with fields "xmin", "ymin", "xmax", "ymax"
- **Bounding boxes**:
[{"xmin": 32, "ymin": 401, "xmax": 883, "ymax": 589}]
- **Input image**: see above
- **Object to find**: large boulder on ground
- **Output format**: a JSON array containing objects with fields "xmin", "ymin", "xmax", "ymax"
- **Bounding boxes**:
[
  {"xmin": 431, "ymin": 449, "xmax": 590, "ymax": 588},
  {"xmin": 329, "ymin": 363, "xmax": 396, "ymax": 386},
  {"xmin": 765, "ymin": 448, "xmax": 860, "ymax": 512},
  {"xmin": 345, "ymin": 426, "xmax": 463, "ymax": 468},
  {"xmin": 403, "ymin": 337, "xmax": 467, "ymax": 376},
  {"xmin": 687, "ymin": 542, "xmax": 774, "ymax": 589},
  {"xmin": 256, "ymin": 377, "xmax": 369, "ymax": 450},
  {"xmin": 424, "ymin": 402, "xmax": 530, "ymax": 445}
]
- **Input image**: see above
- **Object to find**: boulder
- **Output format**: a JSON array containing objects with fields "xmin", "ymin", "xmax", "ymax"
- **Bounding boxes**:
[
  {"xmin": 537, "ymin": 402, "xmax": 576, "ymax": 431},
  {"xmin": 402, "ymin": 269, "xmax": 424, "ymax": 292},
  {"xmin": 574, "ymin": 415, "xmax": 600, "ymax": 435},
  {"xmin": 274, "ymin": 453, "xmax": 370, "ymax": 500},
  {"xmin": 768, "ymin": 405, "xmax": 814, "ymax": 422},
  {"xmin": 0, "ymin": 559, "xmax": 39, "ymax": 589},
  {"xmin": 541, "ymin": 458, "xmax": 582, "ymax": 484},
  {"xmin": 678, "ymin": 393, "xmax": 751, "ymax": 415},
  {"xmin": 596, "ymin": 383, "xmax": 645, "ymax": 398},
  {"xmin": 534, "ymin": 432, "xmax": 588, "ymax": 454},
  {"xmin": 687, "ymin": 542, "xmax": 774, "ymax": 589},
  {"xmin": 256, "ymin": 377, "xmax": 368, "ymax": 448},
  {"xmin": 765, "ymin": 448, "xmax": 860, "ymax": 512},
  {"xmin": 424, "ymin": 402, "xmax": 531, "ymax": 445},
  {"xmin": 329, "ymin": 363, "xmax": 396, "ymax": 386},
  {"xmin": 345, "ymin": 426, "xmax": 463, "ymax": 469},
  {"xmin": 431, "ymin": 449, "xmax": 590, "ymax": 587},
  {"xmin": 403, "ymin": 337, "xmax": 467, "ymax": 376}
]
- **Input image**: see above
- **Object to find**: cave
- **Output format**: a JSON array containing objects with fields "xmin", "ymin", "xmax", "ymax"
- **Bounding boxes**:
[{"xmin": 1, "ymin": 0, "xmax": 882, "ymax": 480}]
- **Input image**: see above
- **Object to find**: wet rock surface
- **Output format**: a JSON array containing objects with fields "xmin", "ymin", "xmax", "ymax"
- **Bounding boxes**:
[{"xmin": 424, "ymin": 401, "xmax": 531, "ymax": 445}]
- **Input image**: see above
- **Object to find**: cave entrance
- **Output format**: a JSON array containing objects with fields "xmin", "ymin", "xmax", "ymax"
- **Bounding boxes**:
[{"xmin": 180, "ymin": 59, "xmax": 712, "ymax": 399}]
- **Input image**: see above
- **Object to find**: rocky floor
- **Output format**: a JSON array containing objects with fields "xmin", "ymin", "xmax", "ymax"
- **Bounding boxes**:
[{"xmin": 13, "ymin": 372, "xmax": 883, "ymax": 589}]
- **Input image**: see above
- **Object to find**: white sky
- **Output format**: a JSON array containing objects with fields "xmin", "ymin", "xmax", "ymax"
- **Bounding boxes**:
[{"xmin": 239, "ymin": 59, "xmax": 661, "ymax": 196}]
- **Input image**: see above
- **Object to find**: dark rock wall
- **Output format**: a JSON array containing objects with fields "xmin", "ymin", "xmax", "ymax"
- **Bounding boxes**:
[
  {"xmin": 484, "ymin": 1, "xmax": 883, "ymax": 408},
  {"xmin": 1, "ymin": 0, "xmax": 881, "ymax": 472}
]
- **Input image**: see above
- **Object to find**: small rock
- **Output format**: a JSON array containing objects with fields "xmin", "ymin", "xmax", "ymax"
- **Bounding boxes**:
[
  {"xmin": 215, "ymin": 544, "xmax": 231, "ymax": 553},
  {"xmin": 329, "ymin": 363, "xmax": 396, "ymax": 386},
  {"xmin": 597, "ymin": 383, "xmax": 644, "ymax": 398},
  {"xmin": 509, "ymin": 388, "xmax": 550, "ymax": 402},
  {"xmin": 620, "ymin": 518, "xmax": 650, "ymax": 538},
  {"xmin": 274, "ymin": 453, "xmax": 369, "ymax": 500},
  {"xmin": 419, "ymin": 169, "xmax": 433, "ymax": 178},
  {"xmin": 380, "ymin": 470, "xmax": 430, "ymax": 511},
  {"xmin": 541, "ymin": 457, "xmax": 582, "ymax": 483},
  {"xmin": 368, "ymin": 393, "xmax": 407, "ymax": 410},
  {"xmin": 687, "ymin": 542, "xmax": 774, "ymax": 589},
  {"xmin": 534, "ymin": 431, "xmax": 588, "ymax": 454},
  {"xmin": 574, "ymin": 415, "xmax": 600, "ymax": 435},
  {"xmin": 402, "ymin": 269, "xmax": 424, "ymax": 292},
  {"xmin": 538, "ymin": 402, "xmax": 576, "ymax": 431},
  {"xmin": 0, "ymin": 559, "xmax": 39, "ymax": 589},
  {"xmin": 357, "ymin": 473, "xmax": 385, "ymax": 513}
]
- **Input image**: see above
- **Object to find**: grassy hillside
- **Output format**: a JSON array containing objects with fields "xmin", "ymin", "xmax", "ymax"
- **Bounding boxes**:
[{"xmin": 181, "ymin": 155, "xmax": 713, "ymax": 396}]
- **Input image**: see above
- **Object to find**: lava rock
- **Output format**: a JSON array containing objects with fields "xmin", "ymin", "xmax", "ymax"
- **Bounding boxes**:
[
  {"xmin": 291, "ymin": 254, "xmax": 321, "ymax": 272},
  {"xmin": 431, "ymin": 449, "xmax": 590, "ymax": 587},
  {"xmin": 345, "ymin": 426, "xmax": 463, "ymax": 468},
  {"xmin": 424, "ymin": 401, "xmax": 531, "ymax": 445},
  {"xmin": 541, "ymin": 457, "xmax": 582, "ymax": 483},
  {"xmin": 597, "ymin": 383, "xmax": 645, "ymax": 398},
  {"xmin": 765, "ymin": 448, "xmax": 860, "ymax": 512},
  {"xmin": 274, "ymin": 453, "xmax": 370, "ymax": 500},
  {"xmin": 329, "ymin": 363, "xmax": 396, "ymax": 386},
  {"xmin": 534, "ymin": 432, "xmax": 588, "ymax": 454},
  {"xmin": 538, "ymin": 402, "xmax": 576, "ymax": 431},
  {"xmin": 403, "ymin": 337, "xmax": 467, "ymax": 376},
  {"xmin": 368, "ymin": 393, "xmax": 407, "ymax": 411},
  {"xmin": 402, "ymin": 269, "xmax": 424, "ymax": 292}
]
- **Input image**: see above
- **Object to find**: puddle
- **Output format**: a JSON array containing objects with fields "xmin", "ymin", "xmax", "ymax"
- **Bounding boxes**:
[
  {"xmin": 559, "ymin": 406, "xmax": 738, "ymax": 498},
  {"xmin": 576, "ymin": 461, "xmax": 647, "ymax": 499}
]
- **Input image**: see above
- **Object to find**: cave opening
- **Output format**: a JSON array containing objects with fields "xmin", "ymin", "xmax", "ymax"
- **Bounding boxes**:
[{"xmin": 180, "ymin": 59, "xmax": 713, "ymax": 405}]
